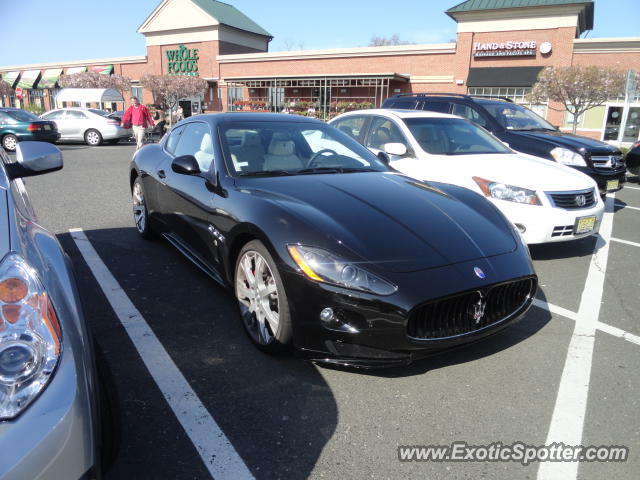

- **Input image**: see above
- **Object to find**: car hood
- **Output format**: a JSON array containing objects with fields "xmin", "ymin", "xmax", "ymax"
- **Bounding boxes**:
[
  {"xmin": 242, "ymin": 172, "xmax": 517, "ymax": 273},
  {"xmin": 410, "ymin": 153, "xmax": 597, "ymax": 192},
  {"xmin": 509, "ymin": 130, "xmax": 621, "ymax": 154}
]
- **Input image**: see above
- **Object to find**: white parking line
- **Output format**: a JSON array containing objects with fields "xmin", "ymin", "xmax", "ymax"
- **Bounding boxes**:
[
  {"xmin": 532, "ymin": 298, "xmax": 579, "ymax": 322},
  {"xmin": 537, "ymin": 194, "xmax": 615, "ymax": 480},
  {"xmin": 611, "ymin": 237, "xmax": 640, "ymax": 248},
  {"xmin": 623, "ymin": 185, "xmax": 640, "ymax": 191},
  {"xmin": 69, "ymin": 228, "xmax": 254, "ymax": 480},
  {"xmin": 596, "ymin": 322, "xmax": 640, "ymax": 347},
  {"xmin": 614, "ymin": 202, "xmax": 640, "ymax": 211}
]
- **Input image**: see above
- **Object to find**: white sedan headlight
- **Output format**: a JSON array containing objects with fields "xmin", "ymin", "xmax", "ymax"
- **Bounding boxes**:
[
  {"xmin": 550, "ymin": 147, "xmax": 586, "ymax": 167},
  {"xmin": 473, "ymin": 177, "xmax": 541, "ymax": 206},
  {"xmin": 0, "ymin": 253, "xmax": 61, "ymax": 420}
]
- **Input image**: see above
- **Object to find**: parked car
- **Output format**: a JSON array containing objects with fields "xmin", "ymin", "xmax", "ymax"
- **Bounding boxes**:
[
  {"xmin": 625, "ymin": 141, "xmax": 640, "ymax": 178},
  {"xmin": 130, "ymin": 113, "xmax": 537, "ymax": 368},
  {"xmin": 0, "ymin": 142, "xmax": 116, "ymax": 479},
  {"xmin": 0, "ymin": 108, "xmax": 59, "ymax": 152},
  {"xmin": 382, "ymin": 93, "xmax": 627, "ymax": 194},
  {"xmin": 40, "ymin": 107, "xmax": 131, "ymax": 146},
  {"xmin": 330, "ymin": 109, "xmax": 605, "ymax": 245}
]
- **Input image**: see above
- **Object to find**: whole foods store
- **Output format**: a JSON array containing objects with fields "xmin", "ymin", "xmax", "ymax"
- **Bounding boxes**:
[{"xmin": 1, "ymin": 0, "xmax": 639, "ymax": 143}]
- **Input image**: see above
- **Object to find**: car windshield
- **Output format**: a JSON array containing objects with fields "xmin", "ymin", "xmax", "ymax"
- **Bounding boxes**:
[
  {"xmin": 479, "ymin": 101, "xmax": 556, "ymax": 131},
  {"xmin": 5, "ymin": 110, "xmax": 40, "ymax": 122},
  {"xmin": 403, "ymin": 117, "xmax": 512, "ymax": 155},
  {"xmin": 220, "ymin": 121, "xmax": 388, "ymax": 176}
]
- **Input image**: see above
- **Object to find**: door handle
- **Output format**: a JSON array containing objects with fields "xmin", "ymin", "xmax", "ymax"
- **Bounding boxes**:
[{"xmin": 158, "ymin": 169, "xmax": 166, "ymax": 179}]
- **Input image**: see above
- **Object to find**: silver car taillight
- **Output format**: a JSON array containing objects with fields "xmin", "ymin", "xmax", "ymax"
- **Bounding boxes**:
[{"xmin": 0, "ymin": 253, "xmax": 61, "ymax": 420}]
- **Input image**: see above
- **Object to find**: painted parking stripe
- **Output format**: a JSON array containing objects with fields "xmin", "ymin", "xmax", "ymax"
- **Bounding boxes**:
[
  {"xmin": 537, "ymin": 194, "xmax": 615, "ymax": 480},
  {"xmin": 623, "ymin": 185, "xmax": 640, "ymax": 191},
  {"xmin": 532, "ymin": 300, "xmax": 640, "ymax": 349},
  {"xmin": 611, "ymin": 237, "xmax": 640, "ymax": 248},
  {"xmin": 70, "ymin": 228, "xmax": 254, "ymax": 480},
  {"xmin": 614, "ymin": 202, "xmax": 640, "ymax": 211}
]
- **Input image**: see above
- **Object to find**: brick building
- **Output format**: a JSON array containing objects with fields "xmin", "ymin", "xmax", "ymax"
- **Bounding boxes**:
[{"xmin": 1, "ymin": 0, "xmax": 639, "ymax": 143}]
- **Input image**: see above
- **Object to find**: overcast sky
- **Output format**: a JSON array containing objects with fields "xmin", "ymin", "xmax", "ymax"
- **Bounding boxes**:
[{"xmin": 1, "ymin": 0, "xmax": 638, "ymax": 66}]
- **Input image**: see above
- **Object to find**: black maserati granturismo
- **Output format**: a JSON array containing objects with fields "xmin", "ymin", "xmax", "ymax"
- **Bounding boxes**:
[{"xmin": 129, "ymin": 113, "xmax": 537, "ymax": 368}]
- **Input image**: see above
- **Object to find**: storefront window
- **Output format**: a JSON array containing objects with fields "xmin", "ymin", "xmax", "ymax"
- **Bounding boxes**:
[
  {"xmin": 468, "ymin": 87, "xmax": 546, "ymax": 117},
  {"xmin": 131, "ymin": 86, "xmax": 143, "ymax": 101}
]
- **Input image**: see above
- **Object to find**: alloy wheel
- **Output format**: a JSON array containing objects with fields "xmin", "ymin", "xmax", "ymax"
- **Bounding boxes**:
[
  {"xmin": 132, "ymin": 182, "xmax": 147, "ymax": 234},
  {"xmin": 235, "ymin": 250, "xmax": 280, "ymax": 345},
  {"xmin": 3, "ymin": 135, "xmax": 17, "ymax": 151}
]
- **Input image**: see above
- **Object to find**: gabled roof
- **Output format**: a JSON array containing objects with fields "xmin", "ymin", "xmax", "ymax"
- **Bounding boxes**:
[
  {"xmin": 446, "ymin": 0, "xmax": 594, "ymax": 29},
  {"xmin": 191, "ymin": 0, "xmax": 271, "ymax": 37},
  {"xmin": 139, "ymin": 0, "xmax": 271, "ymax": 38}
]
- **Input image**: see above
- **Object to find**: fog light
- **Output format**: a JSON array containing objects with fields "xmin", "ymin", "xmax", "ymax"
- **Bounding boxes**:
[
  {"xmin": 515, "ymin": 223, "xmax": 526, "ymax": 233},
  {"xmin": 319, "ymin": 308, "xmax": 335, "ymax": 324}
]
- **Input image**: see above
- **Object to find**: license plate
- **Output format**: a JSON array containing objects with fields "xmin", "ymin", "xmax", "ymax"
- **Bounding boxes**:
[
  {"xmin": 606, "ymin": 179, "xmax": 619, "ymax": 192},
  {"xmin": 43, "ymin": 124, "xmax": 51, "ymax": 131},
  {"xmin": 574, "ymin": 215, "xmax": 597, "ymax": 235}
]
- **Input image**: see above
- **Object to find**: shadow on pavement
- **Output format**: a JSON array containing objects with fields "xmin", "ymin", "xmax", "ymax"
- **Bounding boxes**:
[
  {"xmin": 57, "ymin": 227, "xmax": 338, "ymax": 480},
  {"xmin": 529, "ymin": 234, "xmax": 599, "ymax": 261}
]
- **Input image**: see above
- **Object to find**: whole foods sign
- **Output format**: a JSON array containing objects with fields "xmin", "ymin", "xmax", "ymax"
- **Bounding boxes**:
[
  {"xmin": 473, "ymin": 41, "xmax": 538, "ymax": 58},
  {"xmin": 166, "ymin": 45, "xmax": 199, "ymax": 76}
]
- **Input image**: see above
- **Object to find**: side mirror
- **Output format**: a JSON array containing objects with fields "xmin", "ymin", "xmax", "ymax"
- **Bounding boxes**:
[
  {"xmin": 502, "ymin": 141, "xmax": 511, "ymax": 149},
  {"xmin": 377, "ymin": 151, "xmax": 391, "ymax": 165},
  {"xmin": 384, "ymin": 143, "xmax": 408, "ymax": 157},
  {"xmin": 171, "ymin": 155, "xmax": 201, "ymax": 175},
  {"xmin": 7, "ymin": 141, "xmax": 63, "ymax": 180}
]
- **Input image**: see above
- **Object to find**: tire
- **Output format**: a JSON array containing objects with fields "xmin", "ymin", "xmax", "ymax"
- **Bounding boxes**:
[
  {"xmin": 629, "ymin": 166, "xmax": 639, "ymax": 177},
  {"xmin": 235, "ymin": 240, "xmax": 293, "ymax": 353},
  {"xmin": 132, "ymin": 177, "xmax": 155, "ymax": 240},
  {"xmin": 85, "ymin": 129, "xmax": 103, "ymax": 146},
  {"xmin": 108, "ymin": 138, "xmax": 120, "ymax": 145},
  {"xmin": 2, "ymin": 134, "xmax": 17, "ymax": 152}
]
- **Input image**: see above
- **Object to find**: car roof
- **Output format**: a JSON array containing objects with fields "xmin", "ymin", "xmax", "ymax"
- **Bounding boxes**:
[
  {"xmin": 0, "ymin": 107, "xmax": 23, "ymax": 111},
  {"xmin": 176, "ymin": 112, "xmax": 325, "ymax": 127},
  {"xmin": 335, "ymin": 108, "xmax": 460, "ymax": 120}
]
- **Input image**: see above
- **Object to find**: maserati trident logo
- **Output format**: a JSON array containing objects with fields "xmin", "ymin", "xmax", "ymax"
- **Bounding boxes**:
[
  {"xmin": 575, "ymin": 194, "xmax": 587, "ymax": 207},
  {"xmin": 474, "ymin": 267, "xmax": 486, "ymax": 279},
  {"xmin": 471, "ymin": 291, "xmax": 487, "ymax": 324}
]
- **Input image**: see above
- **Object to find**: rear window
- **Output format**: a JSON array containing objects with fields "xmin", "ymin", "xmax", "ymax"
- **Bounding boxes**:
[{"xmin": 4, "ymin": 110, "xmax": 40, "ymax": 122}]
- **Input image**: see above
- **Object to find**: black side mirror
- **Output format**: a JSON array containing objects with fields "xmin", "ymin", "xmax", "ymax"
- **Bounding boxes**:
[
  {"xmin": 172, "ymin": 155, "xmax": 201, "ymax": 175},
  {"xmin": 377, "ymin": 151, "xmax": 391, "ymax": 165},
  {"xmin": 6, "ymin": 141, "xmax": 63, "ymax": 180}
]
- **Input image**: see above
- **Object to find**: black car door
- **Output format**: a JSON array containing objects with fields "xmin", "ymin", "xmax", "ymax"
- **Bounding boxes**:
[{"xmin": 159, "ymin": 121, "xmax": 221, "ymax": 271}]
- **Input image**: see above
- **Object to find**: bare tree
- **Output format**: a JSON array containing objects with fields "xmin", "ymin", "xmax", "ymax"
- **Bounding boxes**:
[
  {"xmin": 140, "ymin": 74, "xmax": 208, "ymax": 125},
  {"xmin": 0, "ymin": 80, "xmax": 13, "ymax": 99},
  {"xmin": 529, "ymin": 66, "xmax": 626, "ymax": 134},
  {"xmin": 58, "ymin": 72, "xmax": 132, "ymax": 96},
  {"xmin": 369, "ymin": 34, "xmax": 414, "ymax": 47}
]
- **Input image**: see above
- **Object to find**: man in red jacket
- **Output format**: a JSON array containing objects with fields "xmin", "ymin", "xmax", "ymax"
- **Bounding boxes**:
[{"xmin": 122, "ymin": 96, "xmax": 155, "ymax": 150}]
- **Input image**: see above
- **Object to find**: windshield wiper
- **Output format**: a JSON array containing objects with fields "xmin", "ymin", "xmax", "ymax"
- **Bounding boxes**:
[
  {"xmin": 238, "ymin": 170, "xmax": 293, "ymax": 177},
  {"xmin": 297, "ymin": 167, "xmax": 375, "ymax": 175},
  {"xmin": 510, "ymin": 127, "xmax": 556, "ymax": 132}
]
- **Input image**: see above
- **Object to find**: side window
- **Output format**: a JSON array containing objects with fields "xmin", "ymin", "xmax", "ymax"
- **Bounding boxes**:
[
  {"xmin": 0, "ymin": 112, "xmax": 11, "ymax": 124},
  {"xmin": 165, "ymin": 126, "xmax": 183, "ymax": 155},
  {"xmin": 390, "ymin": 99, "xmax": 418, "ymax": 109},
  {"xmin": 42, "ymin": 111, "xmax": 65, "ymax": 120},
  {"xmin": 66, "ymin": 110, "xmax": 88, "ymax": 120},
  {"xmin": 366, "ymin": 117, "xmax": 408, "ymax": 150},
  {"xmin": 332, "ymin": 116, "xmax": 366, "ymax": 140},
  {"xmin": 174, "ymin": 123, "xmax": 214, "ymax": 172},
  {"xmin": 420, "ymin": 101, "xmax": 452, "ymax": 114},
  {"xmin": 452, "ymin": 104, "xmax": 489, "ymax": 128}
]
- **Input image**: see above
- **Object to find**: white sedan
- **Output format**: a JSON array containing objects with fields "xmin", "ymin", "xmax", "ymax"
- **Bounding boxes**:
[{"xmin": 330, "ymin": 109, "xmax": 604, "ymax": 244}]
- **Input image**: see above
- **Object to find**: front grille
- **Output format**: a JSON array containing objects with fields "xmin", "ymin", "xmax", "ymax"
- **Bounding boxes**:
[
  {"xmin": 591, "ymin": 155, "xmax": 623, "ymax": 170},
  {"xmin": 547, "ymin": 189, "xmax": 596, "ymax": 210},
  {"xmin": 552, "ymin": 225, "xmax": 574, "ymax": 237},
  {"xmin": 406, "ymin": 277, "xmax": 536, "ymax": 340}
]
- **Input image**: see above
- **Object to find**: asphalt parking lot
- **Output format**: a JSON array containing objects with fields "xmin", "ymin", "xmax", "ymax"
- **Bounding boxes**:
[{"xmin": 20, "ymin": 143, "xmax": 640, "ymax": 479}]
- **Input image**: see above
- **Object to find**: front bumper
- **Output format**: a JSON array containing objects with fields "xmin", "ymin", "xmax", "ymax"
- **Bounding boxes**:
[
  {"xmin": 572, "ymin": 165, "xmax": 626, "ymax": 194},
  {"xmin": 0, "ymin": 335, "xmax": 96, "ymax": 480},
  {"xmin": 492, "ymin": 196, "xmax": 605, "ymax": 245},
  {"xmin": 282, "ymin": 248, "xmax": 536, "ymax": 368}
]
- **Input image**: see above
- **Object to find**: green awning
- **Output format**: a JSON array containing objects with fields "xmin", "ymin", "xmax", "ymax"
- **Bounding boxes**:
[
  {"xmin": 89, "ymin": 65, "xmax": 113, "ymax": 75},
  {"xmin": 39, "ymin": 68, "xmax": 63, "ymax": 88},
  {"xmin": 17, "ymin": 70, "xmax": 41, "ymax": 89},
  {"xmin": 1, "ymin": 71, "xmax": 20, "ymax": 88},
  {"xmin": 66, "ymin": 66, "xmax": 87, "ymax": 74}
]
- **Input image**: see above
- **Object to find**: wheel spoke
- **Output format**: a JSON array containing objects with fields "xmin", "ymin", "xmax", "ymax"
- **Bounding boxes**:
[
  {"xmin": 241, "ymin": 256, "xmax": 256, "ymax": 287},
  {"xmin": 262, "ymin": 282, "xmax": 277, "ymax": 298}
]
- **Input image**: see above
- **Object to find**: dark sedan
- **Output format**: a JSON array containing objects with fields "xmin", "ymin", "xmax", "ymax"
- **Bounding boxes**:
[
  {"xmin": 129, "ymin": 113, "xmax": 537, "ymax": 368},
  {"xmin": 0, "ymin": 108, "xmax": 59, "ymax": 152}
]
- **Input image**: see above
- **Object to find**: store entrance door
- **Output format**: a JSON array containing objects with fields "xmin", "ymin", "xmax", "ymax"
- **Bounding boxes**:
[{"xmin": 604, "ymin": 105, "xmax": 640, "ymax": 143}]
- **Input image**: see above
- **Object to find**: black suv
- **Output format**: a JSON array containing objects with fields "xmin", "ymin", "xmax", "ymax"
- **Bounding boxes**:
[{"xmin": 382, "ymin": 93, "xmax": 626, "ymax": 194}]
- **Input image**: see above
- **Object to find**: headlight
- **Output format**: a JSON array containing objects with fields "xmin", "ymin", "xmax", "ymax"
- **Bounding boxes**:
[
  {"xmin": 550, "ymin": 147, "xmax": 586, "ymax": 166},
  {"xmin": 473, "ymin": 177, "xmax": 541, "ymax": 205},
  {"xmin": 287, "ymin": 245, "xmax": 397, "ymax": 296},
  {"xmin": 0, "ymin": 253, "xmax": 61, "ymax": 420}
]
